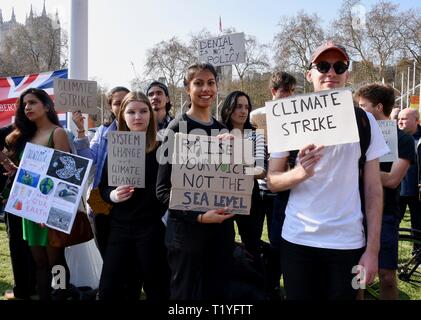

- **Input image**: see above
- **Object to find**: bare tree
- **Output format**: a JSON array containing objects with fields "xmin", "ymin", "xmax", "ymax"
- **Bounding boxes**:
[
  {"xmin": 330, "ymin": 0, "xmax": 370, "ymax": 62},
  {"xmin": 0, "ymin": 17, "xmax": 67, "ymax": 76},
  {"xmin": 144, "ymin": 36, "xmax": 195, "ymax": 112},
  {"xmin": 273, "ymin": 11, "xmax": 325, "ymax": 91},
  {"xmin": 232, "ymin": 35, "xmax": 270, "ymax": 90},
  {"xmin": 396, "ymin": 8, "xmax": 421, "ymax": 64},
  {"xmin": 366, "ymin": 1, "xmax": 401, "ymax": 81}
]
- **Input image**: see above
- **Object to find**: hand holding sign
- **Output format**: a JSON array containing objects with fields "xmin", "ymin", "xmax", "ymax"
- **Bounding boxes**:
[
  {"xmin": 72, "ymin": 111, "xmax": 85, "ymax": 131},
  {"xmin": 110, "ymin": 185, "xmax": 135, "ymax": 203},
  {"xmin": 297, "ymin": 144, "xmax": 325, "ymax": 179},
  {"xmin": 198, "ymin": 208, "xmax": 235, "ymax": 224}
]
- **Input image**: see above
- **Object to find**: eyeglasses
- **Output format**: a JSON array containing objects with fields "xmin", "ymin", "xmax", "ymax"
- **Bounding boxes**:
[{"xmin": 310, "ymin": 61, "xmax": 349, "ymax": 75}]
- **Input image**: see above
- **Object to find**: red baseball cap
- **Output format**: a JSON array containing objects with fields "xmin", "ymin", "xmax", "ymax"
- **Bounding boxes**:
[{"xmin": 309, "ymin": 40, "xmax": 350, "ymax": 68}]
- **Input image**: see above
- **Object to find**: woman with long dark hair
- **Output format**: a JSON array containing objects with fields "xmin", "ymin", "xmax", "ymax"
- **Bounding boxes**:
[
  {"xmin": 156, "ymin": 63, "xmax": 236, "ymax": 300},
  {"xmin": 5, "ymin": 88, "xmax": 71, "ymax": 300},
  {"xmin": 220, "ymin": 91, "xmax": 266, "ymax": 259}
]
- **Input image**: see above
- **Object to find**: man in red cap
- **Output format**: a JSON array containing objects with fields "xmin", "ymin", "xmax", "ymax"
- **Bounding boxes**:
[{"xmin": 267, "ymin": 41, "xmax": 389, "ymax": 299}]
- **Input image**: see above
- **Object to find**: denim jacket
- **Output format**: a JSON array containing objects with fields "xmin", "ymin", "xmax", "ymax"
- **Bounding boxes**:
[{"xmin": 73, "ymin": 120, "xmax": 117, "ymax": 189}]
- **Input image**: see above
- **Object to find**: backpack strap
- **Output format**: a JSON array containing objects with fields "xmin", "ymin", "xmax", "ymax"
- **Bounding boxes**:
[
  {"xmin": 288, "ymin": 150, "xmax": 299, "ymax": 169},
  {"xmin": 355, "ymin": 106, "xmax": 371, "ymax": 173},
  {"xmin": 354, "ymin": 107, "xmax": 371, "ymax": 238}
]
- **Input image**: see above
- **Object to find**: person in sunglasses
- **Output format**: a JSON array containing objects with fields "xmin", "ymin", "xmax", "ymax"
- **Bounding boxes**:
[{"xmin": 267, "ymin": 41, "xmax": 389, "ymax": 300}]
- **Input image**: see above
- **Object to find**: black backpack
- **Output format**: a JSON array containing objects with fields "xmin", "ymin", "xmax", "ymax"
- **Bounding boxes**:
[{"xmin": 286, "ymin": 106, "xmax": 371, "ymax": 215}]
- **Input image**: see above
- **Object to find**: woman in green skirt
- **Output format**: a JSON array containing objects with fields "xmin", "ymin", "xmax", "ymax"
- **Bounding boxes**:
[{"xmin": 6, "ymin": 88, "xmax": 71, "ymax": 300}]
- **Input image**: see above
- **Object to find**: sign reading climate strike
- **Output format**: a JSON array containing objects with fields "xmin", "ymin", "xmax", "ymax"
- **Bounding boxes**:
[
  {"xmin": 107, "ymin": 131, "xmax": 146, "ymax": 188},
  {"xmin": 169, "ymin": 133, "xmax": 254, "ymax": 215},
  {"xmin": 54, "ymin": 78, "xmax": 97, "ymax": 114},
  {"xmin": 265, "ymin": 89, "xmax": 359, "ymax": 153}
]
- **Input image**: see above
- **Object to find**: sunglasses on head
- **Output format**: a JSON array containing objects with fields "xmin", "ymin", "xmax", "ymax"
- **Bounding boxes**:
[{"xmin": 310, "ymin": 61, "xmax": 349, "ymax": 75}]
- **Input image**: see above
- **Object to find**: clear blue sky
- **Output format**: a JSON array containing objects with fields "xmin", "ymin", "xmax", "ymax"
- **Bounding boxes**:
[{"xmin": 0, "ymin": 0, "xmax": 417, "ymax": 89}]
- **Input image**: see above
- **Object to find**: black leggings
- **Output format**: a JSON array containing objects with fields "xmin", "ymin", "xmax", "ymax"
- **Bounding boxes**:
[
  {"xmin": 30, "ymin": 246, "xmax": 69, "ymax": 300},
  {"xmin": 98, "ymin": 222, "xmax": 169, "ymax": 301}
]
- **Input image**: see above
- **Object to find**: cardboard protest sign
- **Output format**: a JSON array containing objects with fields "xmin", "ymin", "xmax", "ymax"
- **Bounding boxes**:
[
  {"xmin": 107, "ymin": 131, "xmax": 146, "ymax": 188},
  {"xmin": 169, "ymin": 133, "xmax": 254, "ymax": 215},
  {"xmin": 378, "ymin": 120, "xmax": 398, "ymax": 163},
  {"xmin": 54, "ymin": 78, "xmax": 97, "ymax": 114},
  {"xmin": 265, "ymin": 89, "xmax": 359, "ymax": 153},
  {"xmin": 5, "ymin": 143, "xmax": 92, "ymax": 234},
  {"xmin": 198, "ymin": 32, "xmax": 246, "ymax": 67}
]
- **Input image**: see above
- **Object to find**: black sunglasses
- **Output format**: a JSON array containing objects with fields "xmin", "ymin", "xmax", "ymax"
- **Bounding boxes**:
[{"xmin": 310, "ymin": 61, "xmax": 349, "ymax": 75}]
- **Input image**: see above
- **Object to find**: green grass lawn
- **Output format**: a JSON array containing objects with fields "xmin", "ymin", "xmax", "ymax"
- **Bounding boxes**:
[
  {"xmin": 1, "ymin": 213, "xmax": 420, "ymax": 300},
  {"xmin": 0, "ymin": 222, "xmax": 13, "ymax": 299}
]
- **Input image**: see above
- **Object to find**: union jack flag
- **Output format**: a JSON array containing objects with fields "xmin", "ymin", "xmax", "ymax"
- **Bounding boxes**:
[{"xmin": 0, "ymin": 69, "xmax": 68, "ymax": 127}]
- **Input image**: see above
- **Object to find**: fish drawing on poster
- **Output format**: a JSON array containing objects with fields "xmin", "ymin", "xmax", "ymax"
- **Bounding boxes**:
[
  {"xmin": 47, "ymin": 152, "xmax": 90, "ymax": 186},
  {"xmin": 378, "ymin": 120, "xmax": 398, "ymax": 163}
]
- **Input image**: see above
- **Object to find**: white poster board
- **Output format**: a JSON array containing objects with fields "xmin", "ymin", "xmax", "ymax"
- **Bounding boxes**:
[
  {"xmin": 169, "ymin": 133, "xmax": 254, "ymax": 215},
  {"xmin": 54, "ymin": 78, "xmax": 97, "ymax": 115},
  {"xmin": 198, "ymin": 32, "xmax": 246, "ymax": 66},
  {"xmin": 265, "ymin": 89, "xmax": 359, "ymax": 153},
  {"xmin": 107, "ymin": 131, "xmax": 146, "ymax": 188},
  {"xmin": 378, "ymin": 120, "xmax": 398, "ymax": 163},
  {"xmin": 5, "ymin": 143, "xmax": 92, "ymax": 234}
]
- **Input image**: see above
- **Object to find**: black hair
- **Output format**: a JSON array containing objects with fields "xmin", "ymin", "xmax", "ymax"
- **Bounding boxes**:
[
  {"xmin": 220, "ymin": 91, "xmax": 254, "ymax": 131},
  {"xmin": 6, "ymin": 88, "xmax": 60, "ymax": 160}
]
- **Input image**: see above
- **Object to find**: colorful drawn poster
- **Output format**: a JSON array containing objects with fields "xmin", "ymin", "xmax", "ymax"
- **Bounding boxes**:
[{"xmin": 5, "ymin": 143, "xmax": 92, "ymax": 234}]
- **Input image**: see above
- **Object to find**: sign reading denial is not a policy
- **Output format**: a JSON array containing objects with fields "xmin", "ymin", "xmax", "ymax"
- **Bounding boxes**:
[
  {"xmin": 169, "ymin": 133, "xmax": 254, "ymax": 215},
  {"xmin": 198, "ymin": 32, "xmax": 246, "ymax": 67},
  {"xmin": 265, "ymin": 89, "xmax": 359, "ymax": 153},
  {"xmin": 54, "ymin": 78, "xmax": 97, "ymax": 114},
  {"xmin": 107, "ymin": 131, "xmax": 146, "ymax": 188}
]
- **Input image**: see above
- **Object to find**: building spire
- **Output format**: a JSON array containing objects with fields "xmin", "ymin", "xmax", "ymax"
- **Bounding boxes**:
[
  {"xmin": 0, "ymin": 9, "xmax": 3, "ymax": 24},
  {"xmin": 30, "ymin": 4, "xmax": 34, "ymax": 19},
  {"xmin": 55, "ymin": 9, "xmax": 60, "ymax": 24},
  {"xmin": 42, "ymin": 0, "xmax": 47, "ymax": 17},
  {"xmin": 11, "ymin": 7, "xmax": 16, "ymax": 22}
]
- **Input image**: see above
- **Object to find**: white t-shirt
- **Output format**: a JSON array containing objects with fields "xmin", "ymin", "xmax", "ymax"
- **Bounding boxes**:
[{"xmin": 271, "ymin": 111, "xmax": 389, "ymax": 250}]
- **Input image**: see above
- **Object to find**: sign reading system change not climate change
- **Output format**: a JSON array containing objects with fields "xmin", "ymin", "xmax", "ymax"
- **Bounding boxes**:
[{"xmin": 107, "ymin": 131, "xmax": 146, "ymax": 188}]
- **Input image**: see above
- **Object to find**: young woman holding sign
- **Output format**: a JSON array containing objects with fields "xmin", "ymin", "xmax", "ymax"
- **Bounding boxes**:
[
  {"xmin": 97, "ymin": 91, "xmax": 169, "ymax": 300},
  {"xmin": 156, "ymin": 63, "xmax": 236, "ymax": 300},
  {"xmin": 72, "ymin": 86, "xmax": 129, "ymax": 257},
  {"xmin": 5, "ymin": 88, "xmax": 71, "ymax": 300},
  {"xmin": 220, "ymin": 91, "xmax": 266, "ymax": 261}
]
